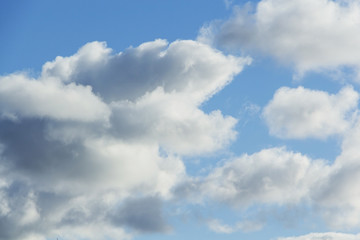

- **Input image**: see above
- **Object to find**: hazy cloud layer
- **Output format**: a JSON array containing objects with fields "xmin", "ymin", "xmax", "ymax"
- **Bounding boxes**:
[
  {"xmin": 0, "ymin": 39, "xmax": 249, "ymax": 239},
  {"xmin": 200, "ymin": 0, "xmax": 360, "ymax": 77}
]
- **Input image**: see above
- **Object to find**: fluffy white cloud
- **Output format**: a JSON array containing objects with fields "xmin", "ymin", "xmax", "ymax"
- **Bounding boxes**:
[
  {"xmin": 176, "ymin": 117, "xmax": 360, "ymax": 229},
  {"xmin": 278, "ymin": 232, "xmax": 360, "ymax": 240},
  {"xmin": 200, "ymin": 147, "xmax": 328, "ymax": 207},
  {"xmin": 42, "ymin": 39, "xmax": 250, "ymax": 103},
  {"xmin": 311, "ymin": 119, "xmax": 360, "ymax": 229},
  {"xmin": 42, "ymin": 39, "xmax": 249, "ymax": 154},
  {"xmin": 0, "ymin": 73, "xmax": 110, "ymax": 122},
  {"xmin": 110, "ymin": 89, "xmax": 237, "ymax": 155},
  {"xmin": 200, "ymin": 0, "xmax": 360, "ymax": 77},
  {"xmin": 0, "ymin": 39, "xmax": 249, "ymax": 239},
  {"xmin": 263, "ymin": 86, "xmax": 359, "ymax": 139}
]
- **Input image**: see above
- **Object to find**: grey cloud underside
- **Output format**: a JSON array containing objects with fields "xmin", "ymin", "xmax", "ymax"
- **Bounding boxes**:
[
  {"xmin": 0, "ymin": 119, "xmax": 90, "ymax": 181},
  {"xmin": 110, "ymin": 197, "xmax": 170, "ymax": 233},
  {"xmin": 0, "ymin": 39, "xmax": 249, "ymax": 239}
]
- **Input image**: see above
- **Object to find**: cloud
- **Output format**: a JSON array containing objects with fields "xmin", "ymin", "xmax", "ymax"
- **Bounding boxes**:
[
  {"xmin": 0, "ymin": 73, "xmax": 110, "ymax": 122},
  {"xmin": 199, "ymin": 147, "xmax": 328, "ymax": 207},
  {"xmin": 175, "ymin": 116, "xmax": 360, "ymax": 229},
  {"xmin": 0, "ymin": 39, "xmax": 249, "ymax": 239},
  {"xmin": 277, "ymin": 232, "xmax": 360, "ymax": 240},
  {"xmin": 42, "ymin": 39, "xmax": 250, "ymax": 155},
  {"xmin": 207, "ymin": 219, "xmax": 236, "ymax": 234},
  {"xmin": 311, "ymin": 119, "xmax": 360, "ymax": 229},
  {"xmin": 263, "ymin": 86, "xmax": 359, "ymax": 139},
  {"xmin": 110, "ymin": 196, "xmax": 171, "ymax": 233},
  {"xmin": 175, "ymin": 147, "xmax": 328, "ymax": 208},
  {"xmin": 200, "ymin": 0, "xmax": 360, "ymax": 77},
  {"xmin": 223, "ymin": 0, "xmax": 234, "ymax": 9},
  {"xmin": 42, "ymin": 39, "xmax": 250, "ymax": 104},
  {"xmin": 207, "ymin": 218, "xmax": 264, "ymax": 234},
  {"xmin": 110, "ymin": 89, "xmax": 238, "ymax": 155}
]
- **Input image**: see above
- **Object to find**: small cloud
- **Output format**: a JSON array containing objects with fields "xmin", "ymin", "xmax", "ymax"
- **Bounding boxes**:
[
  {"xmin": 207, "ymin": 218, "xmax": 264, "ymax": 234},
  {"xmin": 207, "ymin": 219, "xmax": 236, "ymax": 234},
  {"xmin": 224, "ymin": 0, "xmax": 234, "ymax": 9},
  {"xmin": 263, "ymin": 86, "xmax": 359, "ymax": 139}
]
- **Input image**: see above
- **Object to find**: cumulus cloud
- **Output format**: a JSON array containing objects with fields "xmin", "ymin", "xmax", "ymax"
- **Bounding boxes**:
[
  {"xmin": 42, "ymin": 39, "xmax": 250, "ymax": 104},
  {"xmin": 0, "ymin": 73, "xmax": 110, "ymax": 122},
  {"xmin": 199, "ymin": 147, "xmax": 328, "ymax": 207},
  {"xmin": 263, "ymin": 86, "xmax": 359, "ymax": 139},
  {"xmin": 277, "ymin": 232, "xmax": 360, "ymax": 240},
  {"xmin": 0, "ymin": 39, "xmax": 249, "ymax": 239},
  {"xmin": 176, "ymin": 119, "xmax": 360, "ymax": 230},
  {"xmin": 110, "ymin": 89, "xmax": 238, "ymax": 155},
  {"xmin": 311, "ymin": 119, "xmax": 360, "ymax": 229},
  {"xmin": 174, "ymin": 147, "xmax": 328, "ymax": 207},
  {"xmin": 200, "ymin": 0, "xmax": 360, "ymax": 77}
]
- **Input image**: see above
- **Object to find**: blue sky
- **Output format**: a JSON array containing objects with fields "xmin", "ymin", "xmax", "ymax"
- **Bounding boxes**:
[{"xmin": 1, "ymin": 0, "xmax": 360, "ymax": 240}]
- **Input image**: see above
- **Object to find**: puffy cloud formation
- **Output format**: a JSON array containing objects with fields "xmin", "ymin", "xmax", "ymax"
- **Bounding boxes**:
[
  {"xmin": 263, "ymin": 86, "xmax": 359, "ymax": 139},
  {"xmin": 202, "ymin": 147, "xmax": 326, "ymax": 206},
  {"xmin": 174, "ymin": 147, "xmax": 327, "ymax": 208},
  {"xmin": 200, "ymin": 0, "xmax": 360, "ymax": 77},
  {"xmin": 0, "ymin": 39, "xmax": 249, "ymax": 239},
  {"xmin": 278, "ymin": 232, "xmax": 360, "ymax": 240},
  {"xmin": 177, "ymin": 114, "xmax": 360, "ymax": 229},
  {"xmin": 312, "ymin": 119, "xmax": 360, "ymax": 229},
  {"xmin": 0, "ymin": 74, "xmax": 110, "ymax": 122}
]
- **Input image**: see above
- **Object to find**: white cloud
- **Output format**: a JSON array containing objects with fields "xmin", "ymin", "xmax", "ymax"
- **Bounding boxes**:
[
  {"xmin": 311, "ymin": 118, "xmax": 360, "ymax": 229},
  {"xmin": 223, "ymin": 0, "xmax": 234, "ymax": 9},
  {"xmin": 207, "ymin": 218, "xmax": 264, "ymax": 234},
  {"xmin": 110, "ymin": 88, "xmax": 238, "ymax": 155},
  {"xmin": 201, "ymin": 0, "xmax": 360, "ymax": 77},
  {"xmin": 42, "ymin": 39, "xmax": 250, "ymax": 104},
  {"xmin": 176, "ymin": 115, "xmax": 360, "ymax": 230},
  {"xmin": 263, "ymin": 86, "xmax": 359, "ymax": 139},
  {"xmin": 0, "ymin": 73, "xmax": 110, "ymax": 122},
  {"xmin": 200, "ymin": 147, "xmax": 328, "ymax": 207},
  {"xmin": 208, "ymin": 219, "xmax": 236, "ymax": 234},
  {"xmin": 277, "ymin": 232, "xmax": 360, "ymax": 240},
  {"xmin": 0, "ymin": 39, "xmax": 249, "ymax": 239}
]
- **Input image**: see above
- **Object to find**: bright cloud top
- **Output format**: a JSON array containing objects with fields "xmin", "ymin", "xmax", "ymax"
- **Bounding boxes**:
[
  {"xmin": 263, "ymin": 86, "xmax": 359, "ymax": 139},
  {"xmin": 201, "ymin": 0, "xmax": 360, "ymax": 77},
  {"xmin": 0, "ymin": 74, "xmax": 110, "ymax": 122},
  {"xmin": 0, "ymin": 39, "xmax": 250, "ymax": 240},
  {"xmin": 202, "ymin": 147, "xmax": 326, "ymax": 206}
]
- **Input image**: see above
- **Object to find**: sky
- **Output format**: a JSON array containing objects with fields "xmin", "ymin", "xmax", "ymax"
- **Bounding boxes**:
[{"xmin": 1, "ymin": 0, "xmax": 360, "ymax": 239}]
